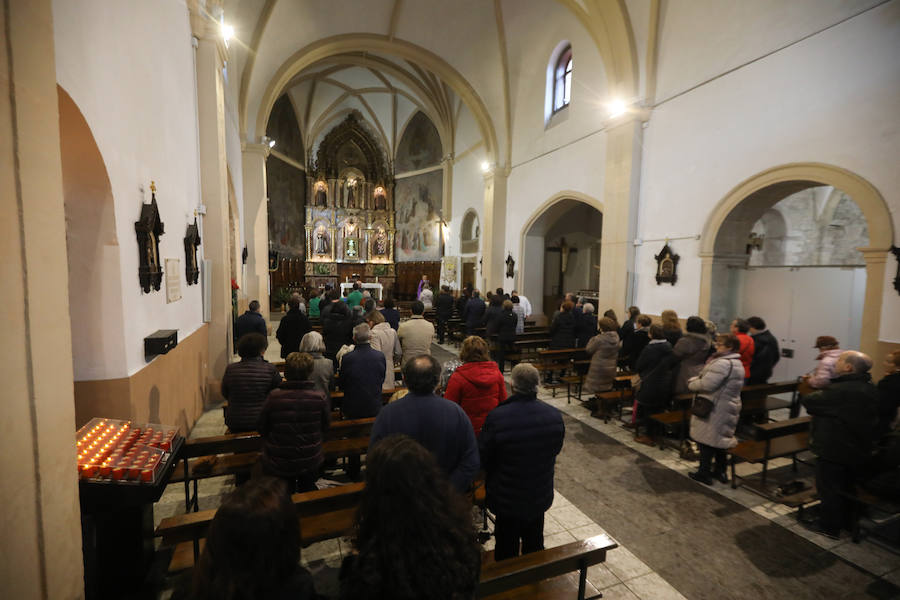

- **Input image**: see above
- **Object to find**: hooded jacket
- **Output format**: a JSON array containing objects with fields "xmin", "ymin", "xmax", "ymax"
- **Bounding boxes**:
[
  {"xmin": 688, "ymin": 352, "xmax": 744, "ymax": 449},
  {"xmin": 444, "ymin": 360, "xmax": 507, "ymax": 435},
  {"xmin": 749, "ymin": 329, "xmax": 780, "ymax": 385},
  {"xmin": 807, "ymin": 348, "xmax": 843, "ymax": 389},
  {"xmin": 258, "ymin": 380, "xmax": 330, "ymax": 478},
  {"xmin": 673, "ymin": 332, "xmax": 712, "ymax": 395},
  {"xmin": 584, "ymin": 331, "xmax": 619, "ymax": 394}
]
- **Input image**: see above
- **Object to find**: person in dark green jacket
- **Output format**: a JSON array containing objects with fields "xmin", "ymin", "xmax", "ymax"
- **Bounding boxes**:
[
  {"xmin": 307, "ymin": 288, "xmax": 321, "ymax": 318},
  {"xmin": 346, "ymin": 282, "xmax": 363, "ymax": 307},
  {"xmin": 801, "ymin": 351, "xmax": 878, "ymax": 538}
]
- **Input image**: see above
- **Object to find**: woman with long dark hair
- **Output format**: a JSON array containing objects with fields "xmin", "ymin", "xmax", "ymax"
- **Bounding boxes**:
[
  {"xmin": 193, "ymin": 477, "xmax": 315, "ymax": 600},
  {"xmin": 340, "ymin": 435, "xmax": 481, "ymax": 599}
]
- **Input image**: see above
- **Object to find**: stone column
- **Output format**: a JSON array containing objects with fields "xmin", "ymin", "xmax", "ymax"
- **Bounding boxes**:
[
  {"xmin": 190, "ymin": 1, "xmax": 232, "ymax": 381},
  {"xmin": 859, "ymin": 247, "xmax": 890, "ymax": 361},
  {"xmin": 0, "ymin": 1, "xmax": 84, "ymax": 597},
  {"xmin": 597, "ymin": 117, "xmax": 643, "ymax": 314},
  {"xmin": 481, "ymin": 170, "xmax": 508, "ymax": 291},
  {"xmin": 241, "ymin": 143, "xmax": 270, "ymax": 322}
]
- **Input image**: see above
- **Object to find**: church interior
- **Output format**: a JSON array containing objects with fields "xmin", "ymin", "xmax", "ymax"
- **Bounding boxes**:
[{"xmin": 3, "ymin": 0, "xmax": 900, "ymax": 598}]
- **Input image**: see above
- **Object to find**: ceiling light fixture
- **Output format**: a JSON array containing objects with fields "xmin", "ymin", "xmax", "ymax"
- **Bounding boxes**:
[
  {"xmin": 221, "ymin": 24, "xmax": 234, "ymax": 42},
  {"xmin": 607, "ymin": 98, "xmax": 627, "ymax": 119},
  {"xmin": 480, "ymin": 161, "xmax": 492, "ymax": 173}
]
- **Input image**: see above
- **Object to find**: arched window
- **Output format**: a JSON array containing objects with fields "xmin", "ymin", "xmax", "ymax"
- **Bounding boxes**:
[{"xmin": 553, "ymin": 46, "xmax": 572, "ymax": 112}]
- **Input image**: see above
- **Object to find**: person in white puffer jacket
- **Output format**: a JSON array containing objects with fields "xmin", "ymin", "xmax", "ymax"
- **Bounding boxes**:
[{"xmin": 688, "ymin": 333, "xmax": 745, "ymax": 486}]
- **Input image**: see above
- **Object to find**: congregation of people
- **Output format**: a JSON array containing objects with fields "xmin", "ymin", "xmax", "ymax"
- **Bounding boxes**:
[{"xmin": 210, "ymin": 276, "xmax": 900, "ymax": 598}]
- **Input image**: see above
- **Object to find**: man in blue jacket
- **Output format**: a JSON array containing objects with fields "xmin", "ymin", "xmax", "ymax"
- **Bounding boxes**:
[
  {"xmin": 479, "ymin": 363, "xmax": 565, "ymax": 560},
  {"xmin": 234, "ymin": 300, "xmax": 267, "ymax": 342},
  {"xmin": 371, "ymin": 354, "xmax": 479, "ymax": 493}
]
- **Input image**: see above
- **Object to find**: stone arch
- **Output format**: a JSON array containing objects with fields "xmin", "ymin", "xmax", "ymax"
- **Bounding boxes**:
[
  {"xmin": 699, "ymin": 163, "xmax": 894, "ymax": 358},
  {"xmin": 519, "ymin": 191, "xmax": 604, "ymax": 317},
  {"xmin": 460, "ymin": 209, "xmax": 480, "ymax": 255},
  {"xmin": 58, "ymin": 85, "xmax": 129, "ymax": 421},
  {"xmin": 250, "ymin": 34, "xmax": 499, "ymax": 166}
]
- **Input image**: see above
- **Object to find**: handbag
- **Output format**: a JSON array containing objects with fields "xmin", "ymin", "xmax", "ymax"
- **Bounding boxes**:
[{"xmin": 690, "ymin": 359, "xmax": 734, "ymax": 419}]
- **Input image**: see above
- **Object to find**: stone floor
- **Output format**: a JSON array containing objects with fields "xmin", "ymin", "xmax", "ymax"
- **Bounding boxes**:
[{"xmin": 154, "ymin": 329, "xmax": 900, "ymax": 598}]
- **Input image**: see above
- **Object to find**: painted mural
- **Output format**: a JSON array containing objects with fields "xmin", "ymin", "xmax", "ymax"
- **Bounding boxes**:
[
  {"xmin": 394, "ymin": 170, "xmax": 442, "ymax": 261},
  {"xmin": 268, "ymin": 155, "xmax": 306, "ymax": 257},
  {"xmin": 395, "ymin": 111, "xmax": 442, "ymax": 173}
]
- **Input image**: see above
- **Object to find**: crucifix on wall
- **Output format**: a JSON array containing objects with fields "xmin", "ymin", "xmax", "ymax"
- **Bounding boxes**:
[{"xmin": 546, "ymin": 237, "xmax": 577, "ymax": 296}]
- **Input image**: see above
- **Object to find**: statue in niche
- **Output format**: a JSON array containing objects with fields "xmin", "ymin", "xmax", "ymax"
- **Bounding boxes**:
[
  {"xmin": 346, "ymin": 238, "xmax": 358, "ymax": 258},
  {"xmin": 374, "ymin": 229, "xmax": 388, "ymax": 255},
  {"xmin": 346, "ymin": 179, "xmax": 357, "ymax": 208},
  {"xmin": 374, "ymin": 186, "xmax": 386, "ymax": 210},
  {"xmin": 314, "ymin": 227, "xmax": 329, "ymax": 255},
  {"xmin": 314, "ymin": 181, "xmax": 327, "ymax": 207}
]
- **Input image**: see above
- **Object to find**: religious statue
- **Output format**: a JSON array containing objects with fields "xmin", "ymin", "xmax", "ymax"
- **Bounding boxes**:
[
  {"xmin": 346, "ymin": 238, "xmax": 358, "ymax": 258},
  {"xmin": 314, "ymin": 181, "xmax": 327, "ymax": 207},
  {"xmin": 314, "ymin": 227, "xmax": 329, "ymax": 254},
  {"xmin": 374, "ymin": 186, "xmax": 386, "ymax": 210},
  {"xmin": 559, "ymin": 237, "xmax": 571, "ymax": 273},
  {"xmin": 505, "ymin": 254, "xmax": 515, "ymax": 279},
  {"xmin": 346, "ymin": 179, "xmax": 357, "ymax": 208},
  {"xmin": 374, "ymin": 229, "xmax": 387, "ymax": 255}
]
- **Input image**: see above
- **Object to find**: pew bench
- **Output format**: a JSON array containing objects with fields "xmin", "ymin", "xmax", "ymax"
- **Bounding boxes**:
[
  {"xmin": 158, "ymin": 482, "xmax": 365, "ymax": 572},
  {"xmin": 172, "ymin": 417, "xmax": 375, "ymax": 511},
  {"xmin": 478, "ymin": 534, "xmax": 618, "ymax": 600},
  {"xmin": 728, "ymin": 416, "xmax": 812, "ymax": 497},
  {"xmin": 590, "ymin": 387, "xmax": 634, "ymax": 423}
]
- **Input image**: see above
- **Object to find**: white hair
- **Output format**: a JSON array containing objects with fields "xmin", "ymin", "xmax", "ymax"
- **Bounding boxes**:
[
  {"xmin": 299, "ymin": 331, "xmax": 325, "ymax": 353},
  {"xmin": 583, "ymin": 303, "xmax": 595, "ymax": 314},
  {"xmin": 511, "ymin": 363, "xmax": 540, "ymax": 395}
]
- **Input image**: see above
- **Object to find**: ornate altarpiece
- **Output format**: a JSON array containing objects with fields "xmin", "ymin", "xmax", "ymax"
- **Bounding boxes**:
[{"xmin": 304, "ymin": 113, "xmax": 396, "ymax": 283}]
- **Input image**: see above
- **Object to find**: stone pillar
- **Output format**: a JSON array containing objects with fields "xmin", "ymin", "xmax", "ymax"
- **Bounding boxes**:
[
  {"xmin": 190, "ymin": 1, "xmax": 233, "ymax": 381},
  {"xmin": 481, "ymin": 170, "xmax": 508, "ymax": 291},
  {"xmin": 242, "ymin": 143, "xmax": 270, "ymax": 322},
  {"xmin": 859, "ymin": 247, "xmax": 890, "ymax": 361},
  {"xmin": 0, "ymin": 1, "xmax": 84, "ymax": 597},
  {"xmin": 597, "ymin": 117, "xmax": 643, "ymax": 314}
]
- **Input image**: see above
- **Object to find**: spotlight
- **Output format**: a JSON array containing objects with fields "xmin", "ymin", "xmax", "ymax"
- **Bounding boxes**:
[
  {"xmin": 221, "ymin": 24, "xmax": 234, "ymax": 42},
  {"xmin": 607, "ymin": 98, "xmax": 627, "ymax": 118},
  {"xmin": 267, "ymin": 138, "xmax": 276, "ymax": 148},
  {"xmin": 480, "ymin": 161, "xmax": 492, "ymax": 173}
]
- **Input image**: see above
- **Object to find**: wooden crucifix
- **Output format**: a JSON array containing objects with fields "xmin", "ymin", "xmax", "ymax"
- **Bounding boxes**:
[{"xmin": 546, "ymin": 237, "xmax": 577, "ymax": 296}]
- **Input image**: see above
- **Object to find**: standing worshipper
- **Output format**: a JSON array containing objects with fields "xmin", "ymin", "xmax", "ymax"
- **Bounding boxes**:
[
  {"xmin": 347, "ymin": 283, "xmax": 363, "ymax": 308},
  {"xmin": 511, "ymin": 295, "xmax": 526, "ymax": 335},
  {"xmin": 444, "ymin": 336, "xmax": 506, "ymax": 436},
  {"xmin": 661, "ymin": 309, "xmax": 683, "ymax": 347},
  {"xmin": 397, "ymin": 301, "xmax": 435, "ymax": 367},
  {"xmin": 435, "ymin": 285, "xmax": 455, "ymax": 344},
  {"xmin": 366, "ymin": 310, "xmax": 401, "ymax": 390},
  {"xmin": 747, "ymin": 316, "xmax": 780, "ymax": 385},
  {"xmin": 804, "ymin": 336, "xmax": 842, "ymax": 390},
  {"xmin": 634, "ymin": 324, "xmax": 675, "ymax": 445},
  {"xmin": 222, "ymin": 333, "xmax": 282, "ymax": 433},
  {"xmin": 672, "ymin": 316, "xmax": 712, "ymax": 395},
  {"xmin": 730, "ymin": 319, "xmax": 755, "ymax": 384},
  {"xmin": 801, "ymin": 351, "xmax": 878, "ymax": 538},
  {"xmin": 307, "ymin": 288, "xmax": 322, "ymax": 318},
  {"xmin": 463, "ymin": 290, "xmax": 486, "ymax": 335},
  {"xmin": 511, "ymin": 290, "xmax": 532, "ymax": 319},
  {"xmin": 257, "ymin": 352, "xmax": 330, "ymax": 493},
  {"xmin": 419, "ymin": 283, "xmax": 434, "ymax": 310},
  {"xmin": 298, "ymin": 331, "xmax": 333, "ymax": 401},
  {"xmin": 584, "ymin": 317, "xmax": 620, "ymax": 395},
  {"xmin": 234, "ymin": 300, "xmax": 267, "ymax": 341},
  {"xmin": 276, "ymin": 296, "xmax": 312, "ymax": 358},
  {"xmin": 479, "ymin": 363, "xmax": 565, "ymax": 560},
  {"xmin": 380, "ymin": 297, "xmax": 401, "ymax": 331},
  {"xmin": 619, "ymin": 306, "xmax": 640, "ymax": 349},
  {"xmin": 495, "ymin": 300, "xmax": 519, "ymax": 372},
  {"xmin": 575, "ymin": 303, "xmax": 598, "ymax": 348}
]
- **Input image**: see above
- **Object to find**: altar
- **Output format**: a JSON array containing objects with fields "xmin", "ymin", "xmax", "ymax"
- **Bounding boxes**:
[{"xmin": 340, "ymin": 281, "xmax": 384, "ymax": 300}]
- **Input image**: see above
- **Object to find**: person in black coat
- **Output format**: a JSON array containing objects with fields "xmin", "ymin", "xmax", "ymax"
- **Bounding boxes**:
[
  {"xmin": 221, "ymin": 333, "xmax": 282, "ymax": 432},
  {"xmin": 258, "ymin": 352, "xmax": 330, "ymax": 492},
  {"xmin": 275, "ymin": 297, "xmax": 312, "ymax": 359},
  {"xmin": 321, "ymin": 293, "xmax": 353, "ymax": 367},
  {"xmin": 575, "ymin": 303, "xmax": 598, "ymax": 348},
  {"xmin": 455, "ymin": 290, "xmax": 470, "ymax": 319},
  {"xmin": 479, "ymin": 363, "xmax": 565, "ymax": 560},
  {"xmin": 877, "ymin": 350, "xmax": 900, "ymax": 438},
  {"xmin": 482, "ymin": 295, "xmax": 504, "ymax": 337},
  {"xmin": 624, "ymin": 315, "xmax": 652, "ymax": 371},
  {"xmin": 463, "ymin": 291, "xmax": 486, "ymax": 335},
  {"xmin": 494, "ymin": 300, "xmax": 519, "ymax": 372},
  {"xmin": 234, "ymin": 300, "xmax": 267, "ymax": 343},
  {"xmin": 380, "ymin": 297, "xmax": 401, "ymax": 331},
  {"xmin": 619, "ymin": 306, "xmax": 640, "ymax": 347},
  {"xmin": 435, "ymin": 285, "xmax": 455, "ymax": 344},
  {"xmin": 747, "ymin": 316, "xmax": 780, "ymax": 385},
  {"xmin": 634, "ymin": 324, "xmax": 675, "ymax": 444},
  {"xmin": 339, "ymin": 324, "xmax": 387, "ymax": 478}
]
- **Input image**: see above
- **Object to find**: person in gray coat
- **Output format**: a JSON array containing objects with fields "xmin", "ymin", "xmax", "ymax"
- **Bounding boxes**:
[
  {"xmin": 299, "ymin": 331, "xmax": 334, "ymax": 403},
  {"xmin": 688, "ymin": 334, "xmax": 745, "ymax": 485},
  {"xmin": 672, "ymin": 316, "xmax": 712, "ymax": 395},
  {"xmin": 584, "ymin": 317, "xmax": 620, "ymax": 395}
]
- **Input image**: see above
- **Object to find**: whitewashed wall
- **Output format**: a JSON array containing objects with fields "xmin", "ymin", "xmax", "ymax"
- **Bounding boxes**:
[
  {"xmin": 53, "ymin": 0, "xmax": 205, "ymax": 377},
  {"xmin": 636, "ymin": 1, "xmax": 900, "ymax": 340}
]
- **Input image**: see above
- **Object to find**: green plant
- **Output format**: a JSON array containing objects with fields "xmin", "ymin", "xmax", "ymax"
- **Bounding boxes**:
[{"xmin": 274, "ymin": 287, "xmax": 292, "ymax": 305}]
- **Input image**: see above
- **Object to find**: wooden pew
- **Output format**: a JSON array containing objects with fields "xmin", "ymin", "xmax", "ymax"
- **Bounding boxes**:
[
  {"xmin": 158, "ymin": 482, "xmax": 366, "ymax": 571},
  {"xmin": 172, "ymin": 417, "xmax": 376, "ymax": 512},
  {"xmin": 535, "ymin": 349, "xmax": 588, "ymax": 397},
  {"xmin": 478, "ymin": 534, "xmax": 618, "ymax": 600},
  {"xmin": 728, "ymin": 416, "xmax": 812, "ymax": 496}
]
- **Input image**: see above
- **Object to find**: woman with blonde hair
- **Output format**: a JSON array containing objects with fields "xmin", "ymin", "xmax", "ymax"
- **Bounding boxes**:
[
  {"xmin": 444, "ymin": 336, "xmax": 507, "ymax": 435},
  {"xmin": 366, "ymin": 310, "xmax": 401, "ymax": 390}
]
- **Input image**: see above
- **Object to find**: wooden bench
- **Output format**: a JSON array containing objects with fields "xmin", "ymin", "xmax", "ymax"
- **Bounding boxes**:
[
  {"xmin": 536, "ymin": 349, "xmax": 588, "ymax": 397},
  {"xmin": 590, "ymin": 387, "xmax": 634, "ymax": 423},
  {"xmin": 172, "ymin": 417, "xmax": 375, "ymax": 511},
  {"xmin": 478, "ymin": 534, "xmax": 618, "ymax": 600},
  {"xmin": 158, "ymin": 482, "xmax": 366, "ymax": 571},
  {"xmin": 728, "ymin": 416, "xmax": 812, "ymax": 494}
]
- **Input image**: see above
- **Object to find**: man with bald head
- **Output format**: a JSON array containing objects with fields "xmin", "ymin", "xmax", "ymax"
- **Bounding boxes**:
[{"xmin": 801, "ymin": 350, "xmax": 878, "ymax": 539}]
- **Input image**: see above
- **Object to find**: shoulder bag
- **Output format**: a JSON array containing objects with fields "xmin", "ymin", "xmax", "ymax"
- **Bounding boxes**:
[{"xmin": 690, "ymin": 359, "xmax": 734, "ymax": 419}]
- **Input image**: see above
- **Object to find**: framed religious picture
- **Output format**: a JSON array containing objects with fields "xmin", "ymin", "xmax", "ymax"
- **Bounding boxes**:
[
  {"xmin": 135, "ymin": 181, "xmax": 165, "ymax": 293},
  {"xmin": 183, "ymin": 218, "xmax": 200, "ymax": 285},
  {"xmin": 654, "ymin": 242, "xmax": 679, "ymax": 285}
]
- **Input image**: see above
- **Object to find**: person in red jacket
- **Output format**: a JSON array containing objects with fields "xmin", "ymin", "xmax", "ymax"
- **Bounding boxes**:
[
  {"xmin": 730, "ymin": 319, "xmax": 755, "ymax": 383},
  {"xmin": 445, "ymin": 336, "xmax": 507, "ymax": 435}
]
